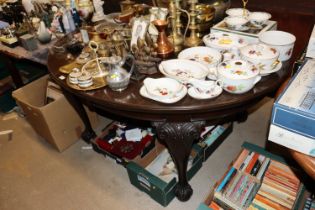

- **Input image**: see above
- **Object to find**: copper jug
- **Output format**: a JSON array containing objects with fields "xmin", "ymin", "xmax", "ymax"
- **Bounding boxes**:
[{"xmin": 152, "ymin": 19, "xmax": 174, "ymax": 59}]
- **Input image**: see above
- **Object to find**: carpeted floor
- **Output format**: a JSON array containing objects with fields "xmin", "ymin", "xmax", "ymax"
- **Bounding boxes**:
[{"xmin": 0, "ymin": 97, "xmax": 274, "ymax": 210}]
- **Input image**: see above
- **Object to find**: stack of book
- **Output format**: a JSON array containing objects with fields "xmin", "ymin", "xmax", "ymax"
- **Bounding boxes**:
[
  {"xmin": 250, "ymin": 160, "xmax": 301, "ymax": 209},
  {"xmin": 197, "ymin": 142, "xmax": 309, "ymax": 210},
  {"xmin": 212, "ymin": 149, "xmax": 271, "ymax": 210},
  {"xmin": 303, "ymin": 194, "xmax": 315, "ymax": 210}
]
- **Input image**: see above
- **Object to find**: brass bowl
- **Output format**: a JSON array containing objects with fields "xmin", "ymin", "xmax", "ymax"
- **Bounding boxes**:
[
  {"xmin": 82, "ymin": 26, "xmax": 107, "ymax": 43},
  {"xmin": 196, "ymin": 4, "xmax": 215, "ymax": 23}
]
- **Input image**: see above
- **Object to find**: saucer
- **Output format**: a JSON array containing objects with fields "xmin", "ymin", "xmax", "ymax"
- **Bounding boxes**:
[
  {"xmin": 188, "ymin": 86, "xmax": 223, "ymax": 100},
  {"xmin": 260, "ymin": 61, "xmax": 283, "ymax": 76},
  {"xmin": 140, "ymin": 85, "xmax": 187, "ymax": 104}
]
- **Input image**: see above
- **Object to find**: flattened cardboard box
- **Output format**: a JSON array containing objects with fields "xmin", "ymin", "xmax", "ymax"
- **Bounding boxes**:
[
  {"xmin": 126, "ymin": 142, "xmax": 203, "ymax": 206},
  {"xmin": 269, "ymin": 59, "xmax": 315, "ymax": 156},
  {"xmin": 12, "ymin": 75, "xmax": 99, "ymax": 152}
]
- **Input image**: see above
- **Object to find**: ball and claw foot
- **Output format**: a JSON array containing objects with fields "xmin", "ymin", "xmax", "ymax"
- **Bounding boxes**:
[
  {"xmin": 81, "ymin": 129, "xmax": 97, "ymax": 143},
  {"xmin": 174, "ymin": 184, "xmax": 193, "ymax": 201}
]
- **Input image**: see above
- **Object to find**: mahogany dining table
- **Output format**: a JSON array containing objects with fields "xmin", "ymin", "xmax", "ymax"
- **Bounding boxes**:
[{"xmin": 47, "ymin": 34, "xmax": 291, "ymax": 201}]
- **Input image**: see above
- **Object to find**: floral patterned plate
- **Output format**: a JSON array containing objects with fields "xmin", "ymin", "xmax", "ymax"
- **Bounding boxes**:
[
  {"xmin": 159, "ymin": 59, "xmax": 209, "ymax": 82},
  {"xmin": 203, "ymin": 32, "xmax": 248, "ymax": 51},
  {"xmin": 139, "ymin": 85, "xmax": 187, "ymax": 104},
  {"xmin": 177, "ymin": 46, "xmax": 222, "ymax": 69}
]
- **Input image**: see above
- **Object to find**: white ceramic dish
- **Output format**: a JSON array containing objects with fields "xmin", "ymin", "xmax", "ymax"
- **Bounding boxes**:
[
  {"xmin": 143, "ymin": 77, "xmax": 183, "ymax": 100},
  {"xmin": 78, "ymin": 73, "xmax": 93, "ymax": 88},
  {"xmin": 139, "ymin": 85, "xmax": 187, "ymax": 104},
  {"xmin": 69, "ymin": 69, "xmax": 82, "ymax": 84},
  {"xmin": 217, "ymin": 59, "xmax": 261, "ymax": 94},
  {"xmin": 188, "ymin": 85, "xmax": 222, "ymax": 100},
  {"xmin": 259, "ymin": 61, "xmax": 282, "ymax": 76},
  {"xmin": 159, "ymin": 59, "xmax": 209, "ymax": 82},
  {"xmin": 224, "ymin": 16, "xmax": 249, "ymax": 31},
  {"xmin": 178, "ymin": 46, "xmax": 222, "ymax": 70},
  {"xmin": 240, "ymin": 43, "xmax": 279, "ymax": 75},
  {"xmin": 259, "ymin": 30, "xmax": 296, "ymax": 61},
  {"xmin": 226, "ymin": 8, "xmax": 250, "ymax": 17},
  {"xmin": 203, "ymin": 32, "xmax": 248, "ymax": 51},
  {"xmin": 248, "ymin": 12, "xmax": 271, "ymax": 27}
]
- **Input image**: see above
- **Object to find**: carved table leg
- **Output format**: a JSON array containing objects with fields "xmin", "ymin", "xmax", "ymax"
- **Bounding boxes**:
[
  {"xmin": 152, "ymin": 121, "xmax": 205, "ymax": 201},
  {"xmin": 1, "ymin": 54, "xmax": 24, "ymax": 88},
  {"xmin": 62, "ymin": 89, "xmax": 96, "ymax": 142}
]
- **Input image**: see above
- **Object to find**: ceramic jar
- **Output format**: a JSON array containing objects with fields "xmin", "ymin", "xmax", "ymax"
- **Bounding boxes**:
[
  {"xmin": 37, "ymin": 21, "xmax": 52, "ymax": 44},
  {"xmin": 217, "ymin": 59, "xmax": 261, "ymax": 94},
  {"xmin": 240, "ymin": 43, "xmax": 279, "ymax": 74}
]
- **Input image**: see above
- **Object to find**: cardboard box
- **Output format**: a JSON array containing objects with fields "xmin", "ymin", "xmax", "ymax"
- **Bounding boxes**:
[
  {"xmin": 126, "ymin": 142, "xmax": 203, "ymax": 206},
  {"xmin": 194, "ymin": 123, "xmax": 233, "ymax": 161},
  {"xmin": 92, "ymin": 121, "xmax": 156, "ymax": 166},
  {"xmin": 306, "ymin": 24, "xmax": 315, "ymax": 58},
  {"xmin": 197, "ymin": 142, "xmax": 306, "ymax": 210},
  {"xmin": 268, "ymin": 59, "xmax": 315, "ymax": 156},
  {"xmin": 210, "ymin": 20, "xmax": 277, "ymax": 44},
  {"xmin": 12, "ymin": 75, "xmax": 99, "ymax": 152}
]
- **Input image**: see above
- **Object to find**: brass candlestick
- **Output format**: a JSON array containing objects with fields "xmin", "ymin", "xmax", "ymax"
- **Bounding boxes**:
[
  {"xmin": 184, "ymin": 0, "xmax": 202, "ymax": 47},
  {"xmin": 168, "ymin": 0, "xmax": 184, "ymax": 53}
]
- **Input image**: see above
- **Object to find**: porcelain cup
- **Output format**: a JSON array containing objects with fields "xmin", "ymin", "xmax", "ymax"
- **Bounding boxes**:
[
  {"xmin": 259, "ymin": 30, "xmax": 296, "ymax": 61},
  {"xmin": 248, "ymin": 12, "xmax": 271, "ymax": 28},
  {"xmin": 189, "ymin": 78, "xmax": 222, "ymax": 95},
  {"xmin": 225, "ymin": 16, "xmax": 249, "ymax": 31}
]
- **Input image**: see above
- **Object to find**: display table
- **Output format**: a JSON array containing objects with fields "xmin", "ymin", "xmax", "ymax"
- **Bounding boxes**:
[
  {"xmin": 0, "ymin": 40, "xmax": 54, "ymax": 87},
  {"xmin": 47, "ymin": 34, "xmax": 291, "ymax": 201}
]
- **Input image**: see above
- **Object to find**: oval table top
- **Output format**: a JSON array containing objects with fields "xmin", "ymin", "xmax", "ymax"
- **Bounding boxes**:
[{"xmin": 47, "ymin": 36, "xmax": 291, "ymax": 123}]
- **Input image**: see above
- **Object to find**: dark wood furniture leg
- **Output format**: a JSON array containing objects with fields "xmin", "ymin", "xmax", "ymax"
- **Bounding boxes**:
[
  {"xmin": 1, "ymin": 54, "xmax": 24, "ymax": 88},
  {"xmin": 62, "ymin": 89, "xmax": 96, "ymax": 142},
  {"xmin": 153, "ymin": 121, "xmax": 205, "ymax": 201}
]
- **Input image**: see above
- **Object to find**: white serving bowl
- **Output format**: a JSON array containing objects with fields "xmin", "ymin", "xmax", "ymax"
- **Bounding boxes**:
[
  {"xmin": 159, "ymin": 59, "xmax": 209, "ymax": 82},
  {"xmin": 225, "ymin": 16, "xmax": 249, "ymax": 31},
  {"xmin": 143, "ymin": 77, "xmax": 183, "ymax": 100},
  {"xmin": 226, "ymin": 8, "xmax": 250, "ymax": 17},
  {"xmin": 240, "ymin": 43, "xmax": 279, "ymax": 74},
  {"xmin": 203, "ymin": 32, "xmax": 248, "ymax": 52},
  {"xmin": 177, "ymin": 46, "xmax": 222, "ymax": 70},
  {"xmin": 248, "ymin": 12, "xmax": 271, "ymax": 27},
  {"xmin": 217, "ymin": 59, "xmax": 261, "ymax": 94},
  {"xmin": 259, "ymin": 30, "xmax": 296, "ymax": 61}
]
